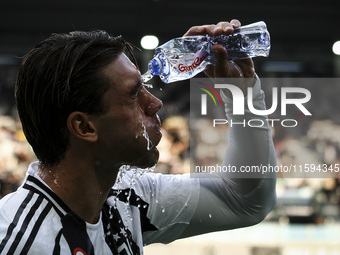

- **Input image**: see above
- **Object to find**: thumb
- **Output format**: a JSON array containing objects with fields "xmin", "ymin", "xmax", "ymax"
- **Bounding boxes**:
[
  {"xmin": 212, "ymin": 44, "xmax": 228, "ymax": 67},
  {"xmin": 211, "ymin": 44, "xmax": 233, "ymax": 77}
]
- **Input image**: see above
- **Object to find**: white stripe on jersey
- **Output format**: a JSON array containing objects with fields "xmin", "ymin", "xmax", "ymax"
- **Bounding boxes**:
[
  {"xmin": 25, "ymin": 177, "xmax": 68, "ymax": 216},
  {"xmin": 0, "ymin": 190, "xmax": 52, "ymax": 254}
]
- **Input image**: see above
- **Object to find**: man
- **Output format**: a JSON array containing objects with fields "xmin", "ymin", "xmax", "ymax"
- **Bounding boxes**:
[{"xmin": 0, "ymin": 20, "xmax": 277, "ymax": 254}]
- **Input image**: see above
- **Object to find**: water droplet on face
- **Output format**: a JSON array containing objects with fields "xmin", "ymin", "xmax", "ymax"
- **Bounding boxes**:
[
  {"xmin": 141, "ymin": 121, "xmax": 152, "ymax": 151},
  {"xmin": 208, "ymin": 214, "xmax": 212, "ymax": 218},
  {"xmin": 143, "ymin": 83, "xmax": 153, "ymax": 89},
  {"xmin": 161, "ymin": 206, "xmax": 165, "ymax": 213}
]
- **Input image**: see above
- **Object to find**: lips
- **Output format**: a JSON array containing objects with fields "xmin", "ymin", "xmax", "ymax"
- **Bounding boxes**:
[
  {"xmin": 155, "ymin": 114, "xmax": 161, "ymax": 127},
  {"xmin": 151, "ymin": 115, "xmax": 162, "ymax": 146},
  {"xmin": 153, "ymin": 124, "xmax": 162, "ymax": 146}
]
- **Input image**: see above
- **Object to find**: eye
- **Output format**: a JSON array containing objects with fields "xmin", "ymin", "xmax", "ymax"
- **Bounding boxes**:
[
  {"xmin": 130, "ymin": 82, "xmax": 142, "ymax": 96},
  {"xmin": 130, "ymin": 83, "xmax": 153, "ymax": 98}
]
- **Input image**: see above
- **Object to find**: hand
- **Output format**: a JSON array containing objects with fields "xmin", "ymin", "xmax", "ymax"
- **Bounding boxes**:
[{"xmin": 183, "ymin": 19, "xmax": 255, "ymax": 80}]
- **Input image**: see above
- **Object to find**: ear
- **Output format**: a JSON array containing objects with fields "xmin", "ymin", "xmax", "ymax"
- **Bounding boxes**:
[{"xmin": 67, "ymin": 111, "xmax": 98, "ymax": 142}]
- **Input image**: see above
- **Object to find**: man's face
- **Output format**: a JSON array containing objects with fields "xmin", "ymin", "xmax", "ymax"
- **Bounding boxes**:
[{"xmin": 93, "ymin": 53, "xmax": 163, "ymax": 169}]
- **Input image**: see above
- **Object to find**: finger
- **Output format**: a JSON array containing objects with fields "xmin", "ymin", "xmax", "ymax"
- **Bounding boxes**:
[
  {"xmin": 216, "ymin": 20, "xmax": 241, "ymax": 34},
  {"xmin": 183, "ymin": 25, "xmax": 205, "ymax": 36},
  {"xmin": 184, "ymin": 21, "xmax": 238, "ymax": 36},
  {"xmin": 205, "ymin": 23, "xmax": 223, "ymax": 35},
  {"xmin": 204, "ymin": 44, "xmax": 228, "ymax": 79},
  {"xmin": 211, "ymin": 44, "xmax": 229, "ymax": 76},
  {"xmin": 208, "ymin": 22, "xmax": 231, "ymax": 35},
  {"xmin": 234, "ymin": 59, "xmax": 256, "ymax": 78},
  {"xmin": 230, "ymin": 19, "xmax": 241, "ymax": 28},
  {"xmin": 183, "ymin": 24, "xmax": 214, "ymax": 36}
]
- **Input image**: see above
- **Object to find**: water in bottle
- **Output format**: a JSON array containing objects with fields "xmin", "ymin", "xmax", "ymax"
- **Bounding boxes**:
[{"xmin": 141, "ymin": 21, "xmax": 270, "ymax": 84}]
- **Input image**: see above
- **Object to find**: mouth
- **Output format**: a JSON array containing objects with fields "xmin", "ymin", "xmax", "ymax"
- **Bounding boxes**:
[
  {"xmin": 140, "ymin": 116, "xmax": 162, "ymax": 150},
  {"xmin": 155, "ymin": 114, "xmax": 162, "ymax": 127},
  {"xmin": 150, "ymin": 115, "xmax": 162, "ymax": 148},
  {"xmin": 133, "ymin": 119, "xmax": 162, "ymax": 168},
  {"xmin": 153, "ymin": 124, "xmax": 162, "ymax": 147}
]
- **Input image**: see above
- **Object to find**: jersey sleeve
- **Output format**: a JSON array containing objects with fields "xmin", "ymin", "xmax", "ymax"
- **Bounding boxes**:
[{"xmin": 180, "ymin": 76, "xmax": 277, "ymax": 238}]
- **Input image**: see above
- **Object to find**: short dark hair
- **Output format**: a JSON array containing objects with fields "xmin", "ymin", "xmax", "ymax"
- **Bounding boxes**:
[{"xmin": 15, "ymin": 30, "xmax": 133, "ymax": 167}]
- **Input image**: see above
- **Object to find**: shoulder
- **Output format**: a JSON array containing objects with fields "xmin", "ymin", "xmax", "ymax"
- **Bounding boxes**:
[
  {"xmin": 0, "ymin": 187, "xmax": 28, "ymax": 221},
  {"xmin": 0, "ymin": 186, "xmax": 64, "ymax": 254}
]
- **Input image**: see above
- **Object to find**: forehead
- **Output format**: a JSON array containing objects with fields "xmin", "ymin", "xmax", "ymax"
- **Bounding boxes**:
[{"xmin": 102, "ymin": 53, "xmax": 141, "ymax": 88}]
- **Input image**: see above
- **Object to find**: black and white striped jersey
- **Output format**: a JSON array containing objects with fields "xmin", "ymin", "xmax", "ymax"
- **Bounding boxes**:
[
  {"xmin": 0, "ymin": 78, "xmax": 277, "ymax": 254},
  {"xmin": 0, "ymin": 163, "xmax": 200, "ymax": 254}
]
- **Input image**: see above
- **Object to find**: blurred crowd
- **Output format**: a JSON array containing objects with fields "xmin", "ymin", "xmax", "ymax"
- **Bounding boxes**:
[
  {"xmin": 156, "ymin": 115, "xmax": 191, "ymax": 174},
  {"xmin": 0, "ymin": 116, "xmax": 36, "ymax": 198}
]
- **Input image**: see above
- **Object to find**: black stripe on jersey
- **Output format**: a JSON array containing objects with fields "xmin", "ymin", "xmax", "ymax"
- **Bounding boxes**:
[
  {"xmin": 7, "ymin": 194, "xmax": 44, "ymax": 254},
  {"xmin": 102, "ymin": 202, "xmax": 140, "ymax": 255},
  {"xmin": 61, "ymin": 212, "xmax": 95, "ymax": 255},
  {"xmin": 112, "ymin": 188, "xmax": 158, "ymax": 233},
  {"xmin": 53, "ymin": 230, "xmax": 63, "ymax": 255},
  {"xmin": 23, "ymin": 175, "xmax": 71, "ymax": 217},
  {"xmin": 0, "ymin": 190, "xmax": 34, "ymax": 253},
  {"xmin": 101, "ymin": 204, "xmax": 119, "ymax": 254},
  {"xmin": 19, "ymin": 202, "xmax": 53, "ymax": 254}
]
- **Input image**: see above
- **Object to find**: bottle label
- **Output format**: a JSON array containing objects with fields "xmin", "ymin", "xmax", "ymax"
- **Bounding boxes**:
[{"xmin": 178, "ymin": 50, "xmax": 208, "ymax": 72}]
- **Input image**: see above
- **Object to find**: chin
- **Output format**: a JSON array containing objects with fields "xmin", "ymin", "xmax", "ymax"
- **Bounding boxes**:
[{"xmin": 135, "ymin": 147, "xmax": 159, "ymax": 169}]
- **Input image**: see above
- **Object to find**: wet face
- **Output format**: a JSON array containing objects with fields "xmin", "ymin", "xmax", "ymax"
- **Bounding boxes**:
[{"xmin": 93, "ymin": 53, "xmax": 163, "ymax": 169}]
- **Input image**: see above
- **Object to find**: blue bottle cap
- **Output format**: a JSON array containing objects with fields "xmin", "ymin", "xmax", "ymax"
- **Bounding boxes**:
[{"xmin": 149, "ymin": 58, "xmax": 161, "ymax": 76}]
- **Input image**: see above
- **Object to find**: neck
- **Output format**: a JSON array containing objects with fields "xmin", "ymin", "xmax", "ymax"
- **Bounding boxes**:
[{"xmin": 38, "ymin": 157, "xmax": 120, "ymax": 224}]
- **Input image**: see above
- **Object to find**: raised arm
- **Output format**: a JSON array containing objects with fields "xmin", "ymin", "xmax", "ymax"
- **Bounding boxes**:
[{"xmin": 180, "ymin": 19, "xmax": 277, "ymax": 237}]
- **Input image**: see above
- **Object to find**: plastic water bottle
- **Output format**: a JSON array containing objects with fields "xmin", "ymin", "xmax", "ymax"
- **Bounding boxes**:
[{"xmin": 142, "ymin": 21, "xmax": 270, "ymax": 84}]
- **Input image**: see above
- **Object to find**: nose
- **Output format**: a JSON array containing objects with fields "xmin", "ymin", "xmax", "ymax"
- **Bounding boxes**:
[{"xmin": 140, "ymin": 87, "xmax": 163, "ymax": 116}]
